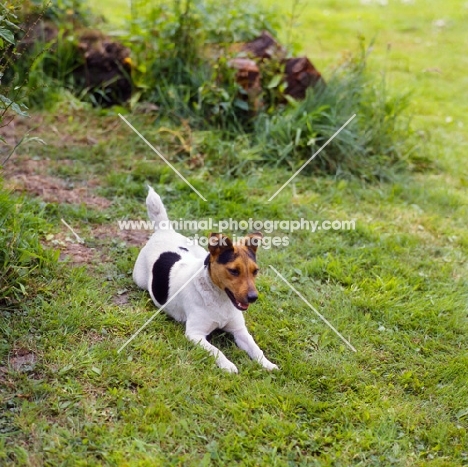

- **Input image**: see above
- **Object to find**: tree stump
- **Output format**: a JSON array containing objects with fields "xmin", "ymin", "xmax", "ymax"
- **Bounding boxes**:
[
  {"xmin": 74, "ymin": 31, "xmax": 132, "ymax": 106},
  {"xmin": 284, "ymin": 57, "xmax": 324, "ymax": 100},
  {"xmin": 241, "ymin": 30, "xmax": 285, "ymax": 60},
  {"xmin": 228, "ymin": 58, "xmax": 261, "ymax": 94}
]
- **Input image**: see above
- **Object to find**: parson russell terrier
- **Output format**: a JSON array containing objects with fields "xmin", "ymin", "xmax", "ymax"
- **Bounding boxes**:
[{"xmin": 133, "ymin": 187, "xmax": 278, "ymax": 373}]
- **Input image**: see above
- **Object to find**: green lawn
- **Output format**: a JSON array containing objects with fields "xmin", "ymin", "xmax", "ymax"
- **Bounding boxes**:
[{"xmin": 1, "ymin": 0, "xmax": 467, "ymax": 465}]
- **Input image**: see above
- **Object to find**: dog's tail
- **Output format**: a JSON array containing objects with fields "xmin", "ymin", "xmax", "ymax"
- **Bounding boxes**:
[{"xmin": 146, "ymin": 186, "xmax": 169, "ymax": 227}]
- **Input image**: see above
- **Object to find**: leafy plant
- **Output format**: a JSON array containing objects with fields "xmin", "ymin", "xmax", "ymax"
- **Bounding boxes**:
[
  {"xmin": 0, "ymin": 2, "xmax": 20, "ymax": 48},
  {"xmin": 0, "ymin": 4, "xmax": 58, "ymax": 307},
  {"xmin": 2, "ymin": 0, "xmax": 100, "ymax": 109},
  {"xmin": 196, "ymin": 0, "xmax": 278, "ymax": 44}
]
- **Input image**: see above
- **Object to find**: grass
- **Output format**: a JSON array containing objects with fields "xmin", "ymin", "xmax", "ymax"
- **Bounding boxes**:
[
  {"xmin": 0, "ymin": 184, "xmax": 58, "ymax": 305},
  {"xmin": 1, "ymin": 0, "xmax": 467, "ymax": 465}
]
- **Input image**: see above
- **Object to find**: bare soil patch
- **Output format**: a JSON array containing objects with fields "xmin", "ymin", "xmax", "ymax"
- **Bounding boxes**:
[
  {"xmin": 112, "ymin": 292, "xmax": 130, "ymax": 306},
  {"xmin": 59, "ymin": 241, "xmax": 98, "ymax": 265},
  {"xmin": 0, "ymin": 349, "xmax": 37, "ymax": 376},
  {"xmin": 9, "ymin": 351, "xmax": 37, "ymax": 372},
  {"xmin": 2, "ymin": 153, "xmax": 111, "ymax": 209},
  {"xmin": 93, "ymin": 224, "xmax": 150, "ymax": 247},
  {"xmin": 9, "ymin": 174, "xmax": 111, "ymax": 209},
  {"xmin": 44, "ymin": 223, "xmax": 148, "ymax": 267},
  {"xmin": 0, "ymin": 113, "xmax": 45, "ymax": 148}
]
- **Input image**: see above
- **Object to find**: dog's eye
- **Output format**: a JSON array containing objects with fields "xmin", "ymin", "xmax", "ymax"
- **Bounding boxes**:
[
  {"xmin": 253, "ymin": 269, "xmax": 259, "ymax": 276},
  {"xmin": 228, "ymin": 268, "xmax": 240, "ymax": 276}
]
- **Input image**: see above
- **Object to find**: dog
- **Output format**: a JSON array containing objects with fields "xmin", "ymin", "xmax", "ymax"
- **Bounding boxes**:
[{"xmin": 132, "ymin": 187, "xmax": 278, "ymax": 373}]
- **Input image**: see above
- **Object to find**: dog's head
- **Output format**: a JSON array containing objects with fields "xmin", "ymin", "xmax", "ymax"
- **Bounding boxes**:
[{"xmin": 206, "ymin": 232, "xmax": 262, "ymax": 311}]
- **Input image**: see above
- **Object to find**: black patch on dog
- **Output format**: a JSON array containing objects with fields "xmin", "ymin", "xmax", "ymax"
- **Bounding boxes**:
[
  {"xmin": 151, "ymin": 252, "xmax": 181, "ymax": 304},
  {"xmin": 217, "ymin": 249, "xmax": 237, "ymax": 265},
  {"xmin": 204, "ymin": 254, "xmax": 210, "ymax": 267},
  {"xmin": 246, "ymin": 249, "xmax": 256, "ymax": 262},
  {"xmin": 178, "ymin": 246, "xmax": 189, "ymax": 252}
]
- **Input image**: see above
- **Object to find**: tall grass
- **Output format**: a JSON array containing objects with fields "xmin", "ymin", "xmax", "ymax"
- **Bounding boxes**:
[
  {"xmin": 253, "ymin": 43, "xmax": 420, "ymax": 179},
  {"xmin": 0, "ymin": 181, "xmax": 58, "ymax": 307}
]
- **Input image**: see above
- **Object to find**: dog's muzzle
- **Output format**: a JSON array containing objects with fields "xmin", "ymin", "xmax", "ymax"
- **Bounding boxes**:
[{"xmin": 225, "ymin": 288, "xmax": 254, "ymax": 311}]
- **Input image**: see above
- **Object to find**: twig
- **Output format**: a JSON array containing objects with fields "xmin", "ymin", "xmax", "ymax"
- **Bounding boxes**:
[
  {"xmin": 61, "ymin": 219, "xmax": 85, "ymax": 244},
  {"xmin": 1, "ymin": 135, "xmax": 46, "ymax": 166},
  {"xmin": 2, "ymin": 134, "xmax": 26, "ymax": 166}
]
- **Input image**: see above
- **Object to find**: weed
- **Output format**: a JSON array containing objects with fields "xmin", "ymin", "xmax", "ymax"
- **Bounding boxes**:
[
  {"xmin": 0, "ymin": 0, "xmax": 29, "ymax": 141},
  {"xmin": 0, "ymin": 2, "xmax": 57, "ymax": 313}
]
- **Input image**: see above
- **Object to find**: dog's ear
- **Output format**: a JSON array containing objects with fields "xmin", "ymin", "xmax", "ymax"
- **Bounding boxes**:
[
  {"xmin": 243, "ymin": 231, "xmax": 263, "ymax": 254},
  {"xmin": 208, "ymin": 233, "xmax": 233, "ymax": 257}
]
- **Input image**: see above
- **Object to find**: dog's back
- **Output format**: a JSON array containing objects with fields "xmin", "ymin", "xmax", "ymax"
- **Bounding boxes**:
[{"xmin": 133, "ymin": 187, "xmax": 205, "ymax": 291}]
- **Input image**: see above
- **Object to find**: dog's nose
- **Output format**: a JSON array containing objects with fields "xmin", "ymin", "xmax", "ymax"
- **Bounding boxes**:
[{"xmin": 247, "ymin": 292, "xmax": 258, "ymax": 303}]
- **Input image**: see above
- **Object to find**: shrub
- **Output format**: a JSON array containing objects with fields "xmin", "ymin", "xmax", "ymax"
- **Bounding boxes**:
[
  {"xmin": 121, "ymin": 4, "xmax": 422, "ymax": 178},
  {"xmin": 2, "ymin": 0, "xmax": 105, "ymax": 108}
]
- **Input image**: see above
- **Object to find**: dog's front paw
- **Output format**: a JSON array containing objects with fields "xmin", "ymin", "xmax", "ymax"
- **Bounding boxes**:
[
  {"xmin": 218, "ymin": 359, "xmax": 238, "ymax": 374},
  {"xmin": 260, "ymin": 358, "xmax": 279, "ymax": 371}
]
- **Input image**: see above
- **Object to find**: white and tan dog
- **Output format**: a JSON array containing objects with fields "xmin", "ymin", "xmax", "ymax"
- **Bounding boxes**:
[{"xmin": 133, "ymin": 187, "xmax": 278, "ymax": 373}]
